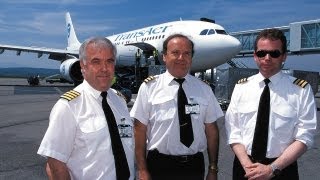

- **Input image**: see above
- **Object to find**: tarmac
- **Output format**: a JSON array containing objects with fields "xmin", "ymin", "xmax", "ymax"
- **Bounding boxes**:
[{"xmin": 0, "ymin": 78, "xmax": 319, "ymax": 180}]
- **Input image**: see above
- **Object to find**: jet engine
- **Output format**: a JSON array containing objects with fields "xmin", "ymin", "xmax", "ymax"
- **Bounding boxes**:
[{"xmin": 59, "ymin": 58, "xmax": 83, "ymax": 85}]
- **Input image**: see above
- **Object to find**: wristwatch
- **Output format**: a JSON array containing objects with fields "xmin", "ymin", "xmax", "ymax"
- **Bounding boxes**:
[
  {"xmin": 208, "ymin": 163, "xmax": 218, "ymax": 173},
  {"xmin": 270, "ymin": 163, "xmax": 281, "ymax": 177}
]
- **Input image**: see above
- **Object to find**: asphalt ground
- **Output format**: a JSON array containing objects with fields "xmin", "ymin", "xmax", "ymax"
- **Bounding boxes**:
[{"xmin": 0, "ymin": 78, "xmax": 319, "ymax": 180}]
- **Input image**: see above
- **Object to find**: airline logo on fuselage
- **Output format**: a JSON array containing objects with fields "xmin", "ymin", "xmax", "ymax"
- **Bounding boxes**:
[{"xmin": 114, "ymin": 25, "xmax": 172, "ymax": 41}]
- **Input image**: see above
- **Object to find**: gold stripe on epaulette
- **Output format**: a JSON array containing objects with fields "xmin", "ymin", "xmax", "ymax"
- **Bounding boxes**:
[
  {"xmin": 293, "ymin": 78, "xmax": 308, "ymax": 88},
  {"xmin": 144, "ymin": 76, "xmax": 155, "ymax": 83},
  {"xmin": 60, "ymin": 90, "xmax": 81, "ymax": 101},
  {"xmin": 237, "ymin": 78, "xmax": 248, "ymax": 84},
  {"xmin": 116, "ymin": 90, "xmax": 127, "ymax": 102}
]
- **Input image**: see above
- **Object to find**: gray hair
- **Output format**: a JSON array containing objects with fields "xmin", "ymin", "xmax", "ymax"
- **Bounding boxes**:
[{"xmin": 79, "ymin": 37, "xmax": 117, "ymax": 64}]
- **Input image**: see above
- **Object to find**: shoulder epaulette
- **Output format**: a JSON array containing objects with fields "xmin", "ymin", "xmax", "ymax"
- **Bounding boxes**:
[
  {"xmin": 60, "ymin": 90, "xmax": 81, "ymax": 101},
  {"xmin": 237, "ymin": 78, "xmax": 248, "ymax": 84},
  {"xmin": 144, "ymin": 76, "xmax": 155, "ymax": 83},
  {"xmin": 116, "ymin": 90, "xmax": 127, "ymax": 102},
  {"xmin": 293, "ymin": 78, "xmax": 308, "ymax": 88}
]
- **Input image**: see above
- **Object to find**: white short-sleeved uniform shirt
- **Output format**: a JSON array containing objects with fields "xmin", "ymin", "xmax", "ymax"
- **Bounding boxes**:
[
  {"xmin": 37, "ymin": 80, "xmax": 135, "ymax": 180},
  {"xmin": 130, "ymin": 71, "xmax": 224, "ymax": 155},
  {"xmin": 225, "ymin": 71, "xmax": 317, "ymax": 158}
]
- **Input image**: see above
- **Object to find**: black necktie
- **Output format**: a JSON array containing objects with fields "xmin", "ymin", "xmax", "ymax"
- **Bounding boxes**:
[
  {"xmin": 101, "ymin": 92, "xmax": 130, "ymax": 180},
  {"xmin": 251, "ymin": 79, "xmax": 271, "ymax": 161},
  {"xmin": 174, "ymin": 78, "xmax": 194, "ymax": 147}
]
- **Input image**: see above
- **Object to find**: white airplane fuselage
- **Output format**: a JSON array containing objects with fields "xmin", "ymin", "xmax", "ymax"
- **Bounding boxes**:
[{"xmin": 106, "ymin": 20, "xmax": 241, "ymax": 72}]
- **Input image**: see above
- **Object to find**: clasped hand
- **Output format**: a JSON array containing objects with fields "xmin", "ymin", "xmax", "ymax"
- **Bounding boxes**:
[{"xmin": 244, "ymin": 163, "xmax": 273, "ymax": 180}]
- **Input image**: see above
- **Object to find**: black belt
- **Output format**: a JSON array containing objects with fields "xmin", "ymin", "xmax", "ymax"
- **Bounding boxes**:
[{"xmin": 148, "ymin": 149, "xmax": 203, "ymax": 163}]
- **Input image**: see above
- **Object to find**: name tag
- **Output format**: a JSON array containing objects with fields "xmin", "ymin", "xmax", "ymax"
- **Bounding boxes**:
[
  {"xmin": 118, "ymin": 118, "xmax": 133, "ymax": 138},
  {"xmin": 185, "ymin": 104, "xmax": 200, "ymax": 114}
]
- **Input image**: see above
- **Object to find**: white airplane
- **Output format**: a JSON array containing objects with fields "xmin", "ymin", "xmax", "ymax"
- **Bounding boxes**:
[{"xmin": 0, "ymin": 12, "xmax": 241, "ymax": 84}]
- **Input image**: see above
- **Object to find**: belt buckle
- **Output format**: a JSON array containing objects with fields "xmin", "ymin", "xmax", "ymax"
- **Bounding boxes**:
[{"xmin": 180, "ymin": 155, "xmax": 189, "ymax": 163}]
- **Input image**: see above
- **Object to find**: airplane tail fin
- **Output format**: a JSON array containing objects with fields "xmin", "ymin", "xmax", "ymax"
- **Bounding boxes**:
[{"xmin": 65, "ymin": 12, "xmax": 81, "ymax": 51}]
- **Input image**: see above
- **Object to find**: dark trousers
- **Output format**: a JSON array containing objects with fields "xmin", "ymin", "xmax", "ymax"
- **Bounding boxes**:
[
  {"xmin": 147, "ymin": 149, "xmax": 204, "ymax": 180},
  {"xmin": 233, "ymin": 155, "xmax": 299, "ymax": 180}
]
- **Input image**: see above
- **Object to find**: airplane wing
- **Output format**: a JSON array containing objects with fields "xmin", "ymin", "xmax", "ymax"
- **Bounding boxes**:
[{"xmin": 0, "ymin": 44, "xmax": 78, "ymax": 61}]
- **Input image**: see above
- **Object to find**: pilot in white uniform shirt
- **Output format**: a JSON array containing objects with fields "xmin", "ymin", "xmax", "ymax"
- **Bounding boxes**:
[
  {"xmin": 37, "ymin": 80, "xmax": 135, "ymax": 180},
  {"xmin": 130, "ymin": 70, "xmax": 224, "ymax": 155},
  {"xmin": 225, "ymin": 71, "xmax": 317, "ymax": 157}
]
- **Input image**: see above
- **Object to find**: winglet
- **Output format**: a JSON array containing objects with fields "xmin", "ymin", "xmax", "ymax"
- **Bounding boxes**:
[{"xmin": 65, "ymin": 12, "xmax": 81, "ymax": 51}]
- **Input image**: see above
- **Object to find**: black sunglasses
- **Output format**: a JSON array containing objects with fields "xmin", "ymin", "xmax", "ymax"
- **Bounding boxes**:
[{"xmin": 255, "ymin": 50, "xmax": 282, "ymax": 58}]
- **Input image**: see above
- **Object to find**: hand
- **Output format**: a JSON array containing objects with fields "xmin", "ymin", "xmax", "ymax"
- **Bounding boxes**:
[
  {"xmin": 45, "ymin": 162, "xmax": 53, "ymax": 180},
  {"xmin": 137, "ymin": 169, "xmax": 152, "ymax": 180},
  {"xmin": 244, "ymin": 163, "xmax": 273, "ymax": 180},
  {"xmin": 206, "ymin": 170, "xmax": 217, "ymax": 180}
]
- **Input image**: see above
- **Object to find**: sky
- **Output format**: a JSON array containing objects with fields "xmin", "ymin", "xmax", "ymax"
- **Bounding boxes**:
[{"xmin": 0, "ymin": 0, "xmax": 319, "ymax": 72}]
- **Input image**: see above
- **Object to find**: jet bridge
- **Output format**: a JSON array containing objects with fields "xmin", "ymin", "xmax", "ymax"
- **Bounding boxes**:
[{"xmin": 230, "ymin": 19, "xmax": 320, "ymax": 57}]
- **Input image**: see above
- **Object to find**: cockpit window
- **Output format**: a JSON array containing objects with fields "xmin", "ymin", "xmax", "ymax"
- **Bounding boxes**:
[
  {"xmin": 216, "ymin": 29, "xmax": 227, "ymax": 35},
  {"xmin": 200, "ymin": 29, "xmax": 217, "ymax": 35},
  {"xmin": 207, "ymin": 29, "xmax": 215, "ymax": 35},
  {"xmin": 200, "ymin": 29, "xmax": 208, "ymax": 35}
]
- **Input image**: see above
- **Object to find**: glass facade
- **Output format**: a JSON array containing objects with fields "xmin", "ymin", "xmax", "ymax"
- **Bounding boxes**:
[{"xmin": 301, "ymin": 23, "xmax": 320, "ymax": 48}]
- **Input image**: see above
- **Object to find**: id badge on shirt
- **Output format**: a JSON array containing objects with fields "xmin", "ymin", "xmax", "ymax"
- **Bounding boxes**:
[
  {"xmin": 118, "ymin": 118, "xmax": 133, "ymax": 138},
  {"xmin": 185, "ymin": 97, "xmax": 200, "ymax": 114}
]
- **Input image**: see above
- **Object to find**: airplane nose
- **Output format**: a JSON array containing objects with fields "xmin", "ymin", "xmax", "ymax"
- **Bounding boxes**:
[{"xmin": 229, "ymin": 36, "xmax": 242, "ymax": 54}]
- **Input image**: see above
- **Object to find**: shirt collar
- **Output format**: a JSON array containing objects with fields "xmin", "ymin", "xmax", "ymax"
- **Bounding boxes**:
[
  {"xmin": 256, "ymin": 71, "xmax": 283, "ymax": 86},
  {"xmin": 164, "ymin": 70, "xmax": 191, "ymax": 86},
  {"xmin": 269, "ymin": 71, "xmax": 283, "ymax": 86},
  {"xmin": 82, "ymin": 80, "xmax": 105, "ymax": 100}
]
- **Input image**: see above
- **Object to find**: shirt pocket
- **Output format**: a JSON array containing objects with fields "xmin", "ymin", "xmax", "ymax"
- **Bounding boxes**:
[
  {"xmin": 78, "ymin": 114, "xmax": 106, "ymax": 133},
  {"xmin": 238, "ymin": 102, "xmax": 257, "ymax": 130},
  {"xmin": 272, "ymin": 103, "xmax": 296, "ymax": 132},
  {"xmin": 151, "ymin": 96, "xmax": 176, "ymax": 122},
  {"xmin": 78, "ymin": 115, "xmax": 109, "ymax": 151}
]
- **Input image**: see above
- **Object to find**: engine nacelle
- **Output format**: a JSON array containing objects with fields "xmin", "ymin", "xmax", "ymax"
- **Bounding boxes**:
[{"xmin": 60, "ymin": 58, "xmax": 83, "ymax": 85}]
